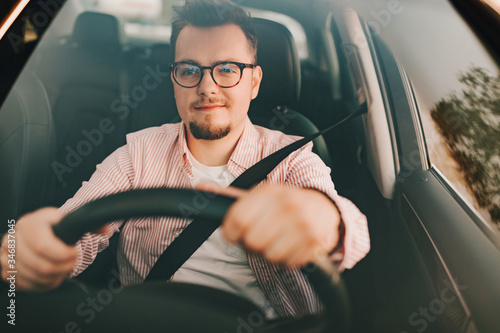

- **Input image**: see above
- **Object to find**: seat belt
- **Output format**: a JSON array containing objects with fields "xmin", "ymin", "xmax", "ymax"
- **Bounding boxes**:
[{"xmin": 144, "ymin": 103, "xmax": 367, "ymax": 282}]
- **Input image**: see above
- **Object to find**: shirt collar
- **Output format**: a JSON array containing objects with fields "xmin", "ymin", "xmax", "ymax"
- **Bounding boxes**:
[
  {"xmin": 177, "ymin": 121, "xmax": 193, "ymax": 179},
  {"xmin": 227, "ymin": 117, "xmax": 261, "ymax": 175}
]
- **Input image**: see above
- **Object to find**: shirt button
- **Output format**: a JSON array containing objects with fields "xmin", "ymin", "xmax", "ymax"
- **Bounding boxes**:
[{"xmin": 173, "ymin": 230, "xmax": 183, "ymax": 238}]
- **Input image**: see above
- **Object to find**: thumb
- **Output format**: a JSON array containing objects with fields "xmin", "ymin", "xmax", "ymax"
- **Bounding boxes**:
[
  {"xmin": 93, "ymin": 224, "xmax": 113, "ymax": 235},
  {"xmin": 194, "ymin": 181, "xmax": 247, "ymax": 198}
]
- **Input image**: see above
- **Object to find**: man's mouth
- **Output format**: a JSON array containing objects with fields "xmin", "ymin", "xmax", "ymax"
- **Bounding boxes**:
[{"xmin": 194, "ymin": 104, "xmax": 226, "ymax": 111}]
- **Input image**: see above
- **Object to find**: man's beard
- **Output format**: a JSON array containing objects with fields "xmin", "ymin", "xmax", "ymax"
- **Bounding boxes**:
[
  {"xmin": 189, "ymin": 120, "xmax": 231, "ymax": 140},
  {"xmin": 189, "ymin": 97, "xmax": 232, "ymax": 140}
]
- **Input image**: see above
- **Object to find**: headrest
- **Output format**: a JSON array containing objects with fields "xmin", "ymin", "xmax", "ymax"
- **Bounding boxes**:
[
  {"xmin": 72, "ymin": 12, "xmax": 124, "ymax": 51},
  {"xmin": 151, "ymin": 43, "xmax": 172, "ymax": 68},
  {"xmin": 252, "ymin": 18, "xmax": 301, "ymax": 108}
]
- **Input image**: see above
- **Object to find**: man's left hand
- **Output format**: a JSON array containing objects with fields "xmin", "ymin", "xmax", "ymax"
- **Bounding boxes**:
[{"xmin": 196, "ymin": 183, "xmax": 341, "ymax": 267}]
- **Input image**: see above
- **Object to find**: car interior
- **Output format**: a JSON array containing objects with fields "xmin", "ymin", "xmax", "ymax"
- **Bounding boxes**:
[{"xmin": 1, "ymin": 0, "xmax": 498, "ymax": 332}]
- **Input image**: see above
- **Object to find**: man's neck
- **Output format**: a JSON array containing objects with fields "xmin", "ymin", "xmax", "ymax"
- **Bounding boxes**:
[{"xmin": 185, "ymin": 124, "xmax": 245, "ymax": 166}]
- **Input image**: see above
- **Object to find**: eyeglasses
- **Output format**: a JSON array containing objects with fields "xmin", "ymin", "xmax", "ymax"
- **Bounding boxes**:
[{"xmin": 171, "ymin": 61, "xmax": 256, "ymax": 88}]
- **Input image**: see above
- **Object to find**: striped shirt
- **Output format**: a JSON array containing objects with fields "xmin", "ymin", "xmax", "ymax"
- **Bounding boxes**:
[{"xmin": 61, "ymin": 117, "xmax": 370, "ymax": 318}]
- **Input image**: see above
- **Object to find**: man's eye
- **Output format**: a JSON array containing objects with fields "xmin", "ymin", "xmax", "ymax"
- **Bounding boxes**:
[
  {"xmin": 217, "ymin": 65, "xmax": 238, "ymax": 74},
  {"xmin": 180, "ymin": 67, "xmax": 199, "ymax": 76}
]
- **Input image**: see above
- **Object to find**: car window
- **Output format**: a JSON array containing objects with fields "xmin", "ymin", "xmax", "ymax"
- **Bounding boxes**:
[
  {"xmin": 78, "ymin": 0, "xmax": 306, "ymax": 51},
  {"xmin": 348, "ymin": 0, "xmax": 500, "ymax": 229},
  {"xmin": 80, "ymin": 0, "xmax": 171, "ymax": 42}
]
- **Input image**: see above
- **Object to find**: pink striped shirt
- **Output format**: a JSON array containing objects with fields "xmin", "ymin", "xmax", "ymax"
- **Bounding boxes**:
[{"xmin": 61, "ymin": 117, "xmax": 370, "ymax": 318}]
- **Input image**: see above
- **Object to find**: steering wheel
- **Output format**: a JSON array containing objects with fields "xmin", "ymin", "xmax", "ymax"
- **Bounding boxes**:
[{"xmin": 12, "ymin": 188, "xmax": 350, "ymax": 333}]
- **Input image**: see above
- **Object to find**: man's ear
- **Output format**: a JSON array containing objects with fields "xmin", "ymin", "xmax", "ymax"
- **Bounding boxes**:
[
  {"xmin": 171, "ymin": 70, "xmax": 176, "ymax": 85},
  {"xmin": 250, "ymin": 65, "xmax": 263, "ymax": 100},
  {"xmin": 171, "ymin": 71, "xmax": 177, "ymax": 100}
]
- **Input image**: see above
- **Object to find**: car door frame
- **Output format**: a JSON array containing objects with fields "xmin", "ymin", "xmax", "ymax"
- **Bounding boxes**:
[{"xmin": 364, "ymin": 2, "xmax": 500, "ymax": 332}]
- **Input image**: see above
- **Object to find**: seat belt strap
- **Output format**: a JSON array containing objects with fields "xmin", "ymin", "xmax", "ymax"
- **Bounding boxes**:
[{"xmin": 144, "ymin": 104, "xmax": 367, "ymax": 282}]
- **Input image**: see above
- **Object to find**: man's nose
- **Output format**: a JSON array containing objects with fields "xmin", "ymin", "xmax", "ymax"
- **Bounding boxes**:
[{"xmin": 197, "ymin": 69, "xmax": 219, "ymax": 96}]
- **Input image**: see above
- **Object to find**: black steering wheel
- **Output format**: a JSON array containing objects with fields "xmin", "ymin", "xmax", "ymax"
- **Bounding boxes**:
[{"xmin": 12, "ymin": 188, "xmax": 350, "ymax": 333}]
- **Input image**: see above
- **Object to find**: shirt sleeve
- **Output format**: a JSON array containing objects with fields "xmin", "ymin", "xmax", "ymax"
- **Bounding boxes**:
[
  {"xmin": 284, "ymin": 142, "xmax": 370, "ymax": 271},
  {"xmin": 59, "ymin": 144, "xmax": 135, "ymax": 277}
]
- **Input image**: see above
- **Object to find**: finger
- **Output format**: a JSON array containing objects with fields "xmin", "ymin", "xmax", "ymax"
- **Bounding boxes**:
[
  {"xmin": 12, "ymin": 260, "xmax": 71, "ymax": 290},
  {"xmin": 20, "ymin": 229, "xmax": 78, "ymax": 265},
  {"xmin": 263, "ymin": 227, "xmax": 311, "ymax": 264},
  {"xmin": 241, "ymin": 207, "xmax": 285, "ymax": 252},
  {"xmin": 3, "ymin": 243, "xmax": 74, "ymax": 291},
  {"xmin": 222, "ymin": 189, "xmax": 272, "ymax": 243},
  {"xmin": 285, "ymin": 248, "xmax": 312, "ymax": 268},
  {"xmin": 0, "ymin": 233, "xmax": 7, "ymax": 253},
  {"xmin": 28, "ymin": 207, "xmax": 67, "ymax": 226},
  {"xmin": 93, "ymin": 224, "xmax": 114, "ymax": 235},
  {"xmin": 195, "ymin": 181, "xmax": 246, "ymax": 198},
  {"xmin": 14, "ymin": 269, "xmax": 66, "ymax": 291},
  {"xmin": 15, "ymin": 233, "xmax": 76, "ymax": 278},
  {"xmin": 285, "ymin": 239, "xmax": 330, "ymax": 267},
  {"xmin": 223, "ymin": 185, "xmax": 247, "ymax": 198},
  {"xmin": 0, "ymin": 237, "xmax": 10, "ymax": 272},
  {"xmin": 16, "ymin": 210, "xmax": 78, "ymax": 264},
  {"xmin": 221, "ymin": 202, "xmax": 250, "ymax": 243}
]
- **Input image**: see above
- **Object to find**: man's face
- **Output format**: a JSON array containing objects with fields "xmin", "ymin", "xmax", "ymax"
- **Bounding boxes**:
[{"xmin": 172, "ymin": 24, "xmax": 262, "ymax": 140}]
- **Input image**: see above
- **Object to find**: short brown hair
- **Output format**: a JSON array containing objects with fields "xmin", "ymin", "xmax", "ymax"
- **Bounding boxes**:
[{"xmin": 170, "ymin": 0, "xmax": 257, "ymax": 62}]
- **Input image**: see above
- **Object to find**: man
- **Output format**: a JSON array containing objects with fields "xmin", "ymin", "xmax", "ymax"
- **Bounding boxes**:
[{"xmin": 0, "ymin": 0, "xmax": 369, "ymax": 318}]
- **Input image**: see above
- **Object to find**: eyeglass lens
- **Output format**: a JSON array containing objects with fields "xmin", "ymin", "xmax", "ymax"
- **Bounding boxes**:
[{"xmin": 174, "ymin": 63, "xmax": 242, "ymax": 87}]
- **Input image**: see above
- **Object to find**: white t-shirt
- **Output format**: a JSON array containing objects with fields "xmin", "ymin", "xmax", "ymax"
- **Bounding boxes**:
[{"xmin": 170, "ymin": 150, "xmax": 278, "ymax": 319}]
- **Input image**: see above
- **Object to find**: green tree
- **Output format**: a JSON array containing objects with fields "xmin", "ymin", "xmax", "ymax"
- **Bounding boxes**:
[{"xmin": 431, "ymin": 66, "xmax": 500, "ymax": 226}]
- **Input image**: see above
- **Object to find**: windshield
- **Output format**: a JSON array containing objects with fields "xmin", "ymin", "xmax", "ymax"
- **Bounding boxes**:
[{"xmin": 1, "ymin": 0, "xmax": 498, "ymax": 229}]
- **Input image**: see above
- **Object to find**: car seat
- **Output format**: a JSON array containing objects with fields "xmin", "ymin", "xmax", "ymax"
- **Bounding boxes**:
[
  {"xmin": 37, "ymin": 12, "xmax": 130, "ymax": 206},
  {"xmin": 249, "ymin": 18, "xmax": 333, "ymax": 168},
  {"xmin": 0, "ymin": 71, "xmax": 56, "ymax": 226},
  {"xmin": 125, "ymin": 42, "xmax": 180, "ymax": 133}
]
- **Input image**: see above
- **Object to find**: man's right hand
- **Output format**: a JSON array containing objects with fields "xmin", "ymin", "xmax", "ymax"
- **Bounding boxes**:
[{"xmin": 0, "ymin": 207, "xmax": 78, "ymax": 291}]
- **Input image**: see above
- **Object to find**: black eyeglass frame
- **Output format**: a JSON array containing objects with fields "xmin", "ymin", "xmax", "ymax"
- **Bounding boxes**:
[{"xmin": 170, "ymin": 61, "xmax": 256, "ymax": 88}]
